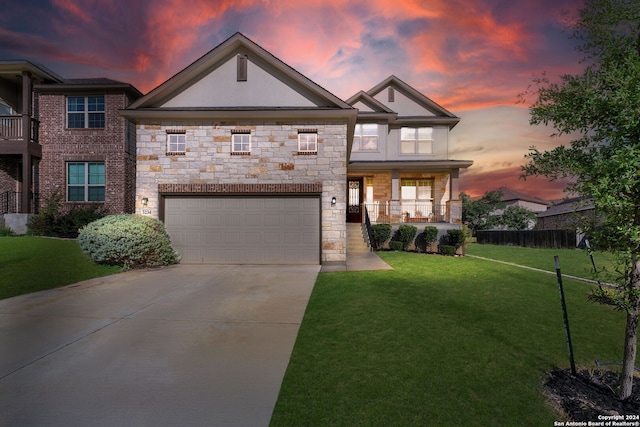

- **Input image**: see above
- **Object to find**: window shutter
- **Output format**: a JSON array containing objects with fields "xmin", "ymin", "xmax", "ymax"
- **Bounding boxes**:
[{"xmin": 237, "ymin": 54, "xmax": 247, "ymax": 82}]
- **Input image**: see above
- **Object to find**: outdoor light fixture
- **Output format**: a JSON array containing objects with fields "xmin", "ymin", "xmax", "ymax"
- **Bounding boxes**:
[
  {"xmin": 331, "ymin": 196, "xmax": 337, "ymax": 206},
  {"xmin": 141, "ymin": 197, "xmax": 148, "ymax": 207}
]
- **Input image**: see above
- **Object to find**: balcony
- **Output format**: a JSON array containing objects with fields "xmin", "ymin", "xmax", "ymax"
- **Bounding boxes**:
[
  {"xmin": 0, "ymin": 115, "xmax": 40, "ymax": 155},
  {"xmin": 365, "ymin": 200, "xmax": 462, "ymax": 224}
]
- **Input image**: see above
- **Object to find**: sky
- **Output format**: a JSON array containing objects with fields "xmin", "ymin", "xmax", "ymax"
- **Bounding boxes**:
[{"xmin": 0, "ymin": 0, "xmax": 587, "ymax": 200}]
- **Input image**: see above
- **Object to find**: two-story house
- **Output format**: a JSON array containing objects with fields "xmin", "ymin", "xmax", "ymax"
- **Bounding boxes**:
[
  {"xmin": 0, "ymin": 61, "xmax": 141, "ymax": 233},
  {"xmin": 346, "ymin": 77, "xmax": 472, "ymax": 226},
  {"xmin": 121, "ymin": 33, "xmax": 472, "ymax": 267}
]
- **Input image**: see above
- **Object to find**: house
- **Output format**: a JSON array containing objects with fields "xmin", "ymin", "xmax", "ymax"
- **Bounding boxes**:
[
  {"xmin": 0, "ymin": 61, "xmax": 141, "ymax": 233},
  {"xmin": 1, "ymin": 32, "xmax": 473, "ymax": 267},
  {"xmin": 495, "ymin": 186, "xmax": 549, "ymax": 213},
  {"xmin": 346, "ymin": 77, "xmax": 472, "ymax": 226},
  {"xmin": 536, "ymin": 197, "xmax": 596, "ymax": 230},
  {"xmin": 121, "ymin": 33, "xmax": 472, "ymax": 266}
]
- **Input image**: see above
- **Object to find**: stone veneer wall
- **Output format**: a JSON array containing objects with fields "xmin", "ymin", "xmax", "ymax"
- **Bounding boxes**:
[
  {"xmin": 37, "ymin": 92, "xmax": 136, "ymax": 213},
  {"xmin": 136, "ymin": 120, "xmax": 347, "ymax": 264}
]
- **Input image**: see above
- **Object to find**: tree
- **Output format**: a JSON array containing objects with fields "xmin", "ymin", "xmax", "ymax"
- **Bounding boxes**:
[
  {"xmin": 501, "ymin": 205, "xmax": 537, "ymax": 230},
  {"xmin": 460, "ymin": 190, "xmax": 505, "ymax": 233},
  {"xmin": 520, "ymin": 0, "xmax": 640, "ymax": 399}
]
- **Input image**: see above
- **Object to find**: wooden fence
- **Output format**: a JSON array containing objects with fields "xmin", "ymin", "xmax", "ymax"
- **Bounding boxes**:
[{"xmin": 475, "ymin": 230, "xmax": 577, "ymax": 249}]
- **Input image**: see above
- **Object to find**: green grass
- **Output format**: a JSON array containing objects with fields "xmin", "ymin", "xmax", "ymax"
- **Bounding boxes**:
[
  {"xmin": 0, "ymin": 236, "xmax": 121, "ymax": 300},
  {"xmin": 466, "ymin": 243, "xmax": 617, "ymax": 279},
  {"xmin": 271, "ymin": 249, "xmax": 625, "ymax": 426}
]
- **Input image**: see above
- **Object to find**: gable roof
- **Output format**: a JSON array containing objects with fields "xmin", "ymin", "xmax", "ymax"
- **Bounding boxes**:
[
  {"xmin": 126, "ymin": 32, "xmax": 353, "ymax": 112},
  {"xmin": 496, "ymin": 186, "xmax": 549, "ymax": 206},
  {"xmin": 366, "ymin": 75, "xmax": 460, "ymax": 128},
  {"xmin": 346, "ymin": 91, "xmax": 397, "ymax": 116}
]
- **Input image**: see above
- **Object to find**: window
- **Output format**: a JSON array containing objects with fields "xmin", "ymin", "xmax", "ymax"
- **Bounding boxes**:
[
  {"xmin": 401, "ymin": 179, "xmax": 434, "ymax": 201},
  {"xmin": 400, "ymin": 127, "xmax": 433, "ymax": 154},
  {"xmin": 298, "ymin": 131, "xmax": 317, "ymax": 153},
  {"xmin": 353, "ymin": 124, "xmax": 378, "ymax": 151},
  {"xmin": 167, "ymin": 131, "xmax": 186, "ymax": 153},
  {"xmin": 232, "ymin": 130, "xmax": 251, "ymax": 153},
  {"xmin": 67, "ymin": 96, "xmax": 105, "ymax": 128},
  {"xmin": 67, "ymin": 162, "xmax": 105, "ymax": 202}
]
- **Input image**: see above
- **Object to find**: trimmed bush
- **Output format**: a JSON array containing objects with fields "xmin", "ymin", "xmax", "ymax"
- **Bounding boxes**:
[
  {"xmin": 372, "ymin": 224, "xmax": 392, "ymax": 249},
  {"xmin": 0, "ymin": 227, "xmax": 15, "ymax": 237},
  {"xmin": 440, "ymin": 245, "xmax": 457, "ymax": 256},
  {"xmin": 394, "ymin": 224, "xmax": 418, "ymax": 250},
  {"xmin": 78, "ymin": 215, "xmax": 180, "ymax": 270},
  {"xmin": 389, "ymin": 241, "xmax": 404, "ymax": 251},
  {"xmin": 446, "ymin": 229, "xmax": 466, "ymax": 249}
]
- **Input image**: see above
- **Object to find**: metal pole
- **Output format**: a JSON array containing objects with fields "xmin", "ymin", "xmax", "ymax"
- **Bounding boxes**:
[{"xmin": 555, "ymin": 256, "xmax": 577, "ymax": 376}]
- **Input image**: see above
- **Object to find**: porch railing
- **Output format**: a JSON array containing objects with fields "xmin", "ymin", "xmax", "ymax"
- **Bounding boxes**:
[
  {"xmin": 365, "ymin": 202, "xmax": 453, "ymax": 224},
  {"xmin": 0, "ymin": 115, "xmax": 39, "ymax": 143},
  {"xmin": 0, "ymin": 191, "xmax": 39, "ymax": 215}
]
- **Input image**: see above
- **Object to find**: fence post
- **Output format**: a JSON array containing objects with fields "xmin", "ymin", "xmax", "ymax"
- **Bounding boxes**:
[{"xmin": 554, "ymin": 256, "xmax": 577, "ymax": 376}]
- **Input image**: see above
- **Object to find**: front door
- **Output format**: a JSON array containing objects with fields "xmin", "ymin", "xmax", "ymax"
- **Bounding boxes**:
[{"xmin": 347, "ymin": 177, "xmax": 363, "ymax": 223}]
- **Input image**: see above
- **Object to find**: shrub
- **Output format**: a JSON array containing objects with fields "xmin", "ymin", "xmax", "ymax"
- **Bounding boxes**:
[
  {"xmin": 416, "ymin": 226, "xmax": 439, "ymax": 253},
  {"xmin": 0, "ymin": 227, "xmax": 15, "ymax": 237},
  {"xmin": 78, "ymin": 215, "xmax": 180, "ymax": 270},
  {"xmin": 445, "ymin": 229, "xmax": 466, "ymax": 249},
  {"xmin": 28, "ymin": 189, "xmax": 105, "ymax": 238},
  {"xmin": 389, "ymin": 241, "xmax": 404, "ymax": 251},
  {"xmin": 440, "ymin": 245, "xmax": 457, "ymax": 256},
  {"xmin": 371, "ymin": 224, "xmax": 392, "ymax": 249},
  {"xmin": 394, "ymin": 224, "xmax": 418, "ymax": 250}
]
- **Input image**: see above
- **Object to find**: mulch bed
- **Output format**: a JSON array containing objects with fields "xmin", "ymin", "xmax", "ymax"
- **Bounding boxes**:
[{"xmin": 544, "ymin": 368, "xmax": 640, "ymax": 421}]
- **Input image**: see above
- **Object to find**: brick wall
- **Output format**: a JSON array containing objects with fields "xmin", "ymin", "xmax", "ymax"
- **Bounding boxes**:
[
  {"xmin": 136, "ymin": 120, "xmax": 347, "ymax": 263},
  {"xmin": 37, "ymin": 91, "xmax": 136, "ymax": 213}
]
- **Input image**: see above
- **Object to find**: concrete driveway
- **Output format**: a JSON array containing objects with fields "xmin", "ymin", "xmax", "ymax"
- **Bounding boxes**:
[{"xmin": 0, "ymin": 264, "xmax": 319, "ymax": 427}]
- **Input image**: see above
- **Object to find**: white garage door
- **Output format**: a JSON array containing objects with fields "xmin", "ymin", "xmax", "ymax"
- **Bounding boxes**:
[{"xmin": 164, "ymin": 196, "xmax": 320, "ymax": 264}]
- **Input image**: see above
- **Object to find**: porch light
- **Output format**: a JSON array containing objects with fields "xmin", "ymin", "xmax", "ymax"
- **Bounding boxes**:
[
  {"xmin": 331, "ymin": 196, "xmax": 336, "ymax": 206},
  {"xmin": 141, "ymin": 197, "xmax": 148, "ymax": 207}
]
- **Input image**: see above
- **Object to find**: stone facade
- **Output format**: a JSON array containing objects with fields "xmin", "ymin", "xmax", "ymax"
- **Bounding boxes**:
[
  {"xmin": 37, "ymin": 91, "xmax": 137, "ymax": 213},
  {"xmin": 136, "ymin": 120, "xmax": 348, "ymax": 263}
]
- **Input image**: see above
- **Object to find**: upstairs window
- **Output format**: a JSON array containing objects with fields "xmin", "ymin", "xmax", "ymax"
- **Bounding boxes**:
[
  {"xmin": 167, "ymin": 130, "xmax": 186, "ymax": 154},
  {"xmin": 67, "ymin": 162, "xmax": 105, "ymax": 202},
  {"xmin": 353, "ymin": 124, "xmax": 378, "ymax": 151},
  {"xmin": 67, "ymin": 96, "xmax": 105, "ymax": 128},
  {"xmin": 400, "ymin": 127, "xmax": 433, "ymax": 154},
  {"xmin": 232, "ymin": 130, "xmax": 251, "ymax": 154},
  {"xmin": 298, "ymin": 130, "xmax": 317, "ymax": 154}
]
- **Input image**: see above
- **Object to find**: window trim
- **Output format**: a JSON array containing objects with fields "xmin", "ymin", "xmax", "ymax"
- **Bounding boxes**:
[
  {"xmin": 66, "ymin": 95, "xmax": 105, "ymax": 129},
  {"xmin": 166, "ymin": 130, "xmax": 186, "ymax": 155},
  {"xmin": 67, "ymin": 161, "xmax": 106, "ymax": 202},
  {"xmin": 400, "ymin": 127, "xmax": 433, "ymax": 154},
  {"xmin": 353, "ymin": 123, "xmax": 379, "ymax": 151},
  {"xmin": 231, "ymin": 130, "xmax": 251, "ymax": 154},
  {"xmin": 297, "ymin": 130, "xmax": 318, "ymax": 154}
]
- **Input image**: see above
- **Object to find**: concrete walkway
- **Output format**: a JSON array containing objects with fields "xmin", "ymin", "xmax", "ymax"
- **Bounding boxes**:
[{"xmin": 0, "ymin": 264, "xmax": 319, "ymax": 427}]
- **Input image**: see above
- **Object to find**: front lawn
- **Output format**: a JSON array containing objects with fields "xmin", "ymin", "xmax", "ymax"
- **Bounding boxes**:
[
  {"xmin": 0, "ymin": 236, "xmax": 121, "ymax": 300},
  {"xmin": 271, "ymin": 249, "xmax": 625, "ymax": 426}
]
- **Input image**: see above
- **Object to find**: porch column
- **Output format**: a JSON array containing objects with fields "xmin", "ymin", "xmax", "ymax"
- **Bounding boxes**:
[
  {"xmin": 20, "ymin": 71, "xmax": 34, "ymax": 213},
  {"xmin": 449, "ymin": 169, "xmax": 460, "ymax": 199}
]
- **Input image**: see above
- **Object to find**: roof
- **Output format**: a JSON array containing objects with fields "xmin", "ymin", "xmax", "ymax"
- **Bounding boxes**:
[
  {"xmin": 34, "ymin": 77, "xmax": 143, "ymax": 98},
  {"xmin": 537, "ymin": 197, "xmax": 595, "ymax": 218},
  {"xmin": 496, "ymin": 187, "xmax": 549, "ymax": 206},
  {"xmin": 0, "ymin": 60, "xmax": 63, "ymax": 85}
]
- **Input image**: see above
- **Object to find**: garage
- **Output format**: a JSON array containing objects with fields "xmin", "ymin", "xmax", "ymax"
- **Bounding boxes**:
[{"xmin": 164, "ymin": 196, "xmax": 320, "ymax": 265}]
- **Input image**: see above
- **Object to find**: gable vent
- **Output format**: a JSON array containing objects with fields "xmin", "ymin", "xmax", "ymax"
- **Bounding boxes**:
[
  {"xmin": 388, "ymin": 87, "xmax": 395, "ymax": 102},
  {"xmin": 237, "ymin": 54, "xmax": 248, "ymax": 82}
]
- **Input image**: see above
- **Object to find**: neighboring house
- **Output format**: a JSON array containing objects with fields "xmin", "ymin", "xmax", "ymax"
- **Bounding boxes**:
[
  {"xmin": 495, "ymin": 186, "xmax": 549, "ymax": 213},
  {"xmin": 537, "ymin": 197, "xmax": 596, "ymax": 230},
  {"xmin": 121, "ymin": 33, "xmax": 472, "ymax": 266},
  {"xmin": 0, "ymin": 61, "xmax": 141, "ymax": 232},
  {"xmin": 346, "ymin": 77, "xmax": 472, "ymax": 225}
]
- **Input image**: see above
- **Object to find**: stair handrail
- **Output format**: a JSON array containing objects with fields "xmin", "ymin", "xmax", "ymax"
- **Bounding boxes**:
[{"xmin": 364, "ymin": 205, "xmax": 374, "ymax": 251}]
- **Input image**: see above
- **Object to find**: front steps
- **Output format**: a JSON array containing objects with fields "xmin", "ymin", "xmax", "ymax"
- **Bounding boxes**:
[{"xmin": 347, "ymin": 223, "xmax": 371, "ymax": 253}]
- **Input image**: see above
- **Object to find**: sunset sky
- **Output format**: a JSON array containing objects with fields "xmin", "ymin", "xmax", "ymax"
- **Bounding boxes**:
[{"xmin": 1, "ymin": 0, "xmax": 587, "ymax": 200}]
